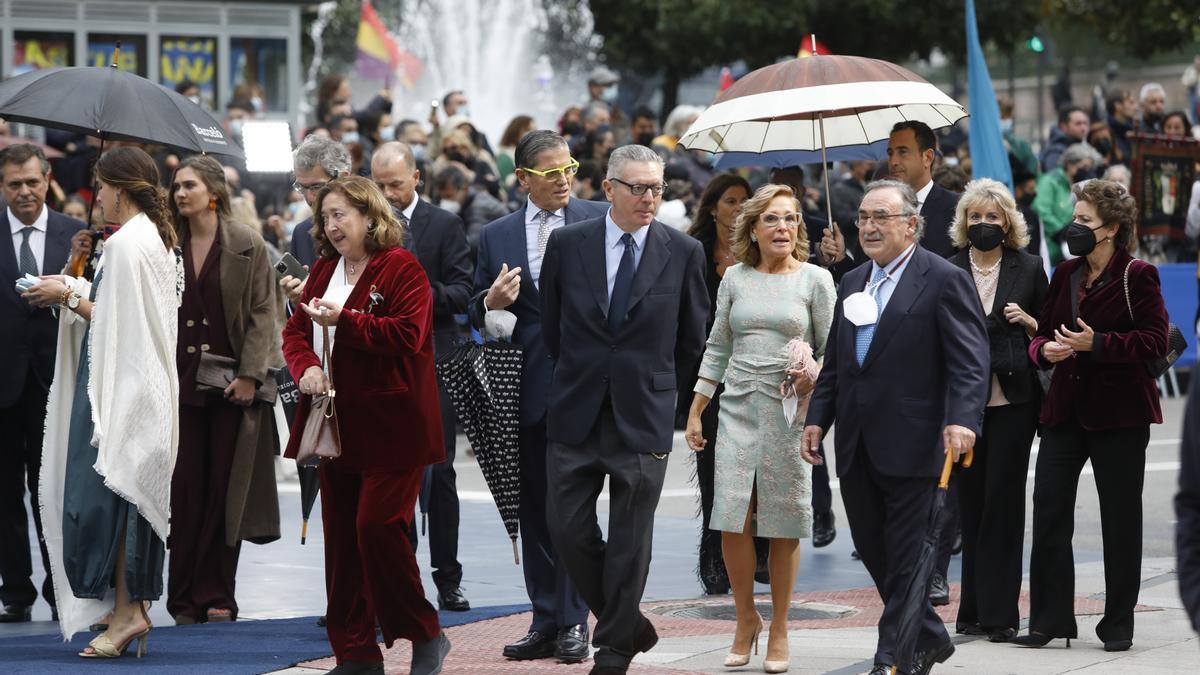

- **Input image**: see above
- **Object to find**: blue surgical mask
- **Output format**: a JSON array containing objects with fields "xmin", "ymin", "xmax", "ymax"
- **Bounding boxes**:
[
  {"xmin": 379, "ymin": 126, "xmax": 396, "ymax": 142},
  {"xmin": 341, "ymin": 131, "xmax": 361, "ymax": 145},
  {"xmin": 411, "ymin": 144, "xmax": 427, "ymax": 162},
  {"xmin": 458, "ymin": 107, "xmax": 471, "ymax": 119},
  {"xmin": 999, "ymin": 118, "xmax": 1014, "ymax": 133},
  {"xmin": 601, "ymin": 85, "xmax": 618, "ymax": 103},
  {"xmin": 230, "ymin": 119, "xmax": 245, "ymax": 136},
  {"xmin": 250, "ymin": 96, "xmax": 264, "ymax": 113}
]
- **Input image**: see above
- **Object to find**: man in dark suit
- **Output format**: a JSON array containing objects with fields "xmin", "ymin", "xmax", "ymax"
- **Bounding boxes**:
[
  {"xmin": 1177, "ymin": 368, "xmax": 1200, "ymax": 633},
  {"xmin": 469, "ymin": 130, "xmax": 608, "ymax": 662},
  {"xmin": 370, "ymin": 141, "xmax": 474, "ymax": 612},
  {"xmin": 888, "ymin": 120, "xmax": 964, "ymax": 601},
  {"xmin": 540, "ymin": 145, "xmax": 708, "ymax": 675},
  {"xmin": 288, "ymin": 135, "xmax": 352, "ymax": 267},
  {"xmin": 802, "ymin": 179, "xmax": 988, "ymax": 675},
  {"xmin": 888, "ymin": 121, "xmax": 960, "ymax": 259},
  {"xmin": 0, "ymin": 144, "xmax": 86, "ymax": 622}
]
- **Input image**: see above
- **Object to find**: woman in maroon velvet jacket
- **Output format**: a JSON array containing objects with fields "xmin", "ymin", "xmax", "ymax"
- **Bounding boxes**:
[
  {"xmin": 1013, "ymin": 180, "xmax": 1169, "ymax": 652},
  {"xmin": 282, "ymin": 176, "xmax": 450, "ymax": 675}
]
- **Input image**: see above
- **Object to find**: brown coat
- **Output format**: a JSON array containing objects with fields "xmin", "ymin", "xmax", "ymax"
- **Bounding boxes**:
[{"xmin": 210, "ymin": 219, "xmax": 282, "ymax": 546}]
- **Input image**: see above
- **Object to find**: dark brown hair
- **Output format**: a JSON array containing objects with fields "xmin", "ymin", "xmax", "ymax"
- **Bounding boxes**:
[
  {"xmin": 169, "ymin": 155, "xmax": 231, "ymax": 240},
  {"xmin": 500, "ymin": 115, "xmax": 535, "ymax": 148},
  {"xmin": 95, "ymin": 147, "xmax": 176, "ymax": 249},
  {"xmin": 311, "ymin": 176, "xmax": 405, "ymax": 259},
  {"xmin": 687, "ymin": 173, "xmax": 752, "ymax": 242},
  {"xmin": 1073, "ymin": 179, "xmax": 1138, "ymax": 252}
]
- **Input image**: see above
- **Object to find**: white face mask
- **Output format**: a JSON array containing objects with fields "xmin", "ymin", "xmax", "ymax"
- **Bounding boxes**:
[
  {"xmin": 440, "ymin": 199, "xmax": 461, "ymax": 215},
  {"xmin": 341, "ymin": 131, "xmax": 361, "ymax": 145},
  {"xmin": 379, "ymin": 126, "xmax": 396, "ymax": 142}
]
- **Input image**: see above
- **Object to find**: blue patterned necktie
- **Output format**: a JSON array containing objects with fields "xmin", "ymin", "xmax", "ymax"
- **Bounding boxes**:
[
  {"xmin": 18, "ymin": 226, "xmax": 39, "ymax": 277},
  {"xmin": 854, "ymin": 265, "xmax": 889, "ymax": 365},
  {"xmin": 608, "ymin": 233, "xmax": 635, "ymax": 332}
]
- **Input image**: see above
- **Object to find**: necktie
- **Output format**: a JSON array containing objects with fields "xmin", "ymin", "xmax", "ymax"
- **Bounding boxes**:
[
  {"xmin": 18, "ymin": 226, "xmax": 38, "ymax": 277},
  {"xmin": 854, "ymin": 265, "xmax": 888, "ymax": 366},
  {"xmin": 608, "ymin": 233, "xmax": 635, "ymax": 333},
  {"xmin": 536, "ymin": 209, "xmax": 551, "ymax": 257}
]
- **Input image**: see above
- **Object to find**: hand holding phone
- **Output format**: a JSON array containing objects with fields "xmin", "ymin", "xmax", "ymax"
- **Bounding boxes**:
[{"xmin": 274, "ymin": 252, "xmax": 308, "ymax": 281}]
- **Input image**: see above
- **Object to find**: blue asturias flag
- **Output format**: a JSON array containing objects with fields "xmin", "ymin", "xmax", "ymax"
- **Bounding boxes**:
[{"xmin": 966, "ymin": 0, "xmax": 1013, "ymax": 191}]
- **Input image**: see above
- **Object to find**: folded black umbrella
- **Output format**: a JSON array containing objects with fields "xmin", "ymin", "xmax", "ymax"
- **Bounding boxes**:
[
  {"xmin": 274, "ymin": 366, "xmax": 320, "ymax": 545},
  {"xmin": 436, "ymin": 340, "xmax": 523, "ymax": 563},
  {"xmin": 889, "ymin": 449, "xmax": 974, "ymax": 675}
]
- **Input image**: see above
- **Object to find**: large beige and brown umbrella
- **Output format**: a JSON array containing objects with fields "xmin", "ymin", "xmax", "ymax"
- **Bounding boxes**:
[{"xmin": 679, "ymin": 51, "xmax": 966, "ymax": 224}]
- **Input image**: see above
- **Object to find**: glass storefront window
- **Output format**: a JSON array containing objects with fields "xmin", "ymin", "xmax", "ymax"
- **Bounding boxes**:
[
  {"xmin": 230, "ymin": 37, "xmax": 287, "ymax": 115},
  {"xmin": 87, "ymin": 34, "xmax": 147, "ymax": 76},
  {"xmin": 13, "ymin": 31, "xmax": 73, "ymax": 75},
  {"xmin": 160, "ymin": 36, "xmax": 218, "ymax": 111}
]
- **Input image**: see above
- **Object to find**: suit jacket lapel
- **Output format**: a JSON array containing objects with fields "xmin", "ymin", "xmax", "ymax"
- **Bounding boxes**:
[
  {"xmin": 576, "ymin": 219, "xmax": 609, "ymax": 318},
  {"xmin": 507, "ymin": 208, "xmax": 535, "ymax": 300},
  {"xmin": 861, "ymin": 246, "xmax": 930, "ymax": 369},
  {"xmin": 43, "ymin": 215, "xmax": 73, "ymax": 278},
  {"xmin": 407, "ymin": 201, "xmax": 428, "ymax": 252},
  {"xmin": 840, "ymin": 263, "xmax": 871, "ymax": 375},
  {"xmin": 0, "ymin": 211, "xmax": 18, "ymax": 282},
  {"xmin": 993, "ymin": 247, "xmax": 1019, "ymax": 312},
  {"xmin": 623, "ymin": 221, "xmax": 670, "ymax": 319}
]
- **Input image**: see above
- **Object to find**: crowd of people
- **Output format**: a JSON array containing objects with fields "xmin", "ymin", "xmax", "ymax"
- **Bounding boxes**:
[{"xmin": 0, "ymin": 59, "xmax": 1196, "ymax": 675}]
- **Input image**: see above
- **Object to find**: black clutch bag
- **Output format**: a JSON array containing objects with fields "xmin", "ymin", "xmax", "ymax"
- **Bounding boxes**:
[{"xmin": 195, "ymin": 353, "xmax": 279, "ymax": 404}]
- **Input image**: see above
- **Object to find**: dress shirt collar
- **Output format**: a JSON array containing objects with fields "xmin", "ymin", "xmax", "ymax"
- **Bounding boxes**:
[
  {"xmin": 8, "ymin": 205, "xmax": 48, "ymax": 234},
  {"xmin": 525, "ymin": 199, "xmax": 564, "ymax": 224},
  {"xmin": 868, "ymin": 241, "xmax": 917, "ymax": 286},
  {"xmin": 401, "ymin": 194, "xmax": 419, "ymax": 222},
  {"xmin": 914, "ymin": 179, "xmax": 934, "ymax": 208},
  {"xmin": 604, "ymin": 209, "xmax": 649, "ymax": 251}
]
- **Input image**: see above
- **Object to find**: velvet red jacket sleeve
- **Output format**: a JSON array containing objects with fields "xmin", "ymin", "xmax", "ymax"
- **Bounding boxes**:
[
  {"xmin": 1091, "ymin": 261, "xmax": 1169, "ymax": 363},
  {"xmin": 282, "ymin": 284, "xmax": 321, "ymax": 379},
  {"xmin": 333, "ymin": 255, "xmax": 433, "ymax": 356}
]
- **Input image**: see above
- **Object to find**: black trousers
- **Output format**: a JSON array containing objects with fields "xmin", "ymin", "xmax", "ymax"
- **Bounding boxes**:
[
  {"xmin": 1028, "ymin": 421, "xmax": 1149, "ymax": 641},
  {"xmin": 841, "ymin": 447, "xmax": 948, "ymax": 669},
  {"xmin": 0, "ymin": 368, "xmax": 54, "ymax": 610},
  {"xmin": 519, "ymin": 421, "xmax": 588, "ymax": 633},
  {"xmin": 955, "ymin": 401, "xmax": 1037, "ymax": 632},
  {"xmin": 428, "ymin": 331, "xmax": 462, "ymax": 592},
  {"xmin": 547, "ymin": 404, "xmax": 668, "ymax": 669}
]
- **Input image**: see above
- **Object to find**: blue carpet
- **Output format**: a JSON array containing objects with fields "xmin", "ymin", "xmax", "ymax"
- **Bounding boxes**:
[{"xmin": 0, "ymin": 604, "xmax": 531, "ymax": 674}]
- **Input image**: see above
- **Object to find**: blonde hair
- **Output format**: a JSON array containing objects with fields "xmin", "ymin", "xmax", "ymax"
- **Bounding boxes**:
[
  {"xmin": 730, "ymin": 183, "xmax": 808, "ymax": 267},
  {"xmin": 311, "ymin": 176, "xmax": 406, "ymax": 258},
  {"xmin": 949, "ymin": 178, "xmax": 1031, "ymax": 250}
]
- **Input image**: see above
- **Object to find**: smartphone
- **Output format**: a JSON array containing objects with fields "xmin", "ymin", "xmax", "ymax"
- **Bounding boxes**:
[{"xmin": 274, "ymin": 252, "xmax": 308, "ymax": 280}]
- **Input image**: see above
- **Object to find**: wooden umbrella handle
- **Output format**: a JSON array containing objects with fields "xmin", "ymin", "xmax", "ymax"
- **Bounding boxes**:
[{"xmin": 938, "ymin": 447, "xmax": 975, "ymax": 489}]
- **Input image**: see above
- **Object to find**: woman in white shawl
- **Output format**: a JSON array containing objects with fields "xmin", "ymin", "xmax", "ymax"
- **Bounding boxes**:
[{"xmin": 24, "ymin": 147, "xmax": 181, "ymax": 658}]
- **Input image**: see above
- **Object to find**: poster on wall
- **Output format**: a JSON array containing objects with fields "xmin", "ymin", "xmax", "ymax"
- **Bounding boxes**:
[
  {"xmin": 1131, "ymin": 134, "xmax": 1200, "ymax": 243},
  {"xmin": 13, "ymin": 37, "xmax": 70, "ymax": 74},
  {"xmin": 86, "ymin": 40, "xmax": 140, "ymax": 74},
  {"xmin": 161, "ymin": 38, "xmax": 217, "ymax": 110}
]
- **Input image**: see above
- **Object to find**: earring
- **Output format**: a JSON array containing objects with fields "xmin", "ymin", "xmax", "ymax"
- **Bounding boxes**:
[
  {"xmin": 208, "ymin": 198, "xmax": 217, "ymax": 211},
  {"xmin": 750, "ymin": 234, "xmax": 758, "ymax": 243},
  {"xmin": 366, "ymin": 219, "xmax": 376, "ymax": 231}
]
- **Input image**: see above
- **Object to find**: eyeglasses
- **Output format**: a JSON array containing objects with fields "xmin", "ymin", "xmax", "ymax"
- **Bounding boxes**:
[
  {"xmin": 611, "ymin": 177, "xmax": 666, "ymax": 197},
  {"xmin": 856, "ymin": 212, "xmax": 909, "ymax": 226},
  {"xmin": 522, "ymin": 158, "xmax": 580, "ymax": 180},
  {"xmin": 292, "ymin": 180, "xmax": 329, "ymax": 193},
  {"xmin": 760, "ymin": 213, "xmax": 801, "ymax": 227}
]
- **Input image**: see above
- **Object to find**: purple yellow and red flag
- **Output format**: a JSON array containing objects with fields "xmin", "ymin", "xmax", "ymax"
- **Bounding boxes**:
[{"xmin": 355, "ymin": 0, "xmax": 423, "ymax": 89}]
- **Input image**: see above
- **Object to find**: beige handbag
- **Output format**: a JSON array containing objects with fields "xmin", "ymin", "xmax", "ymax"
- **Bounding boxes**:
[{"xmin": 296, "ymin": 323, "xmax": 341, "ymax": 467}]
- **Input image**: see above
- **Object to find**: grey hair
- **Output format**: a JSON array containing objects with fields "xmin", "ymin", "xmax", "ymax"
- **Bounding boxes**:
[
  {"xmin": 1102, "ymin": 163, "xmax": 1132, "ymax": 189},
  {"xmin": 663, "ymin": 104, "xmax": 703, "ymax": 137},
  {"xmin": 1139, "ymin": 82, "xmax": 1166, "ymax": 102},
  {"xmin": 293, "ymin": 135, "xmax": 351, "ymax": 178},
  {"xmin": 581, "ymin": 101, "xmax": 610, "ymax": 123},
  {"xmin": 864, "ymin": 178, "xmax": 925, "ymax": 239},
  {"xmin": 606, "ymin": 144, "xmax": 664, "ymax": 180},
  {"xmin": 1060, "ymin": 142, "xmax": 1103, "ymax": 169}
]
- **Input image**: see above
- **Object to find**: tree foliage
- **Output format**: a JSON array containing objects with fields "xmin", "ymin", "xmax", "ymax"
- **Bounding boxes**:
[{"xmin": 1044, "ymin": 0, "xmax": 1200, "ymax": 55}]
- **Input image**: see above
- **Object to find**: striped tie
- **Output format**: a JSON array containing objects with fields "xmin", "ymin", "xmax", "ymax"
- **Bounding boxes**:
[
  {"xmin": 854, "ymin": 265, "xmax": 888, "ymax": 365},
  {"xmin": 18, "ymin": 227, "xmax": 38, "ymax": 277}
]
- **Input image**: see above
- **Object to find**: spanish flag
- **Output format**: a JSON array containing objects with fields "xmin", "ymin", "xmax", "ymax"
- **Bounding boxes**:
[{"xmin": 355, "ymin": 0, "xmax": 423, "ymax": 89}]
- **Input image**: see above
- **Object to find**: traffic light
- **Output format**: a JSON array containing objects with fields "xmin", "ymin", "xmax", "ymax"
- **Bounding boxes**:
[{"xmin": 1027, "ymin": 35, "xmax": 1045, "ymax": 53}]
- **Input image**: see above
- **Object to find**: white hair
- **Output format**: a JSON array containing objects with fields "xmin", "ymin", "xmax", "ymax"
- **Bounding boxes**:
[
  {"xmin": 1139, "ymin": 82, "xmax": 1166, "ymax": 102},
  {"xmin": 663, "ymin": 104, "xmax": 703, "ymax": 138}
]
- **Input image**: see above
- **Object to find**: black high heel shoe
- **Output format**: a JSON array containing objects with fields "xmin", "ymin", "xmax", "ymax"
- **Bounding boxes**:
[
  {"xmin": 1103, "ymin": 639, "xmax": 1132, "ymax": 652},
  {"xmin": 1010, "ymin": 632, "xmax": 1070, "ymax": 648}
]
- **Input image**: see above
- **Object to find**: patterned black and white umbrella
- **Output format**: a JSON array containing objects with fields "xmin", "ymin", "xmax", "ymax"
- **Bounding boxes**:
[{"xmin": 436, "ymin": 341, "xmax": 524, "ymax": 562}]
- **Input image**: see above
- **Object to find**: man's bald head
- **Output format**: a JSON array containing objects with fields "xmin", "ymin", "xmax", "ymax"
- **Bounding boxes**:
[{"xmin": 371, "ymin": 141, "xmax": 420, "ymax": 211}]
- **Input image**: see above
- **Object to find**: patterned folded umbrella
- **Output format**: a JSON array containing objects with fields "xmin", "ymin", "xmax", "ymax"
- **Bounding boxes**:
[{"xmin": 436, "ymin": 340, "xmax": 524, "ymax": 563}]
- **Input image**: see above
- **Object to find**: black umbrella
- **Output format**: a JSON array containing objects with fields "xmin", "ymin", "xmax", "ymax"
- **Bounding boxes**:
[
  {"xmin": 436, "ymin": 340, "xmax": 523, "ymax": 563},
  {"xmin": 275, "ymin": 366, "xmax": 320, "ymax": 544},
  {"xmin": 889, "ymin": 449, "xmax": 974, "ymax": 675}
]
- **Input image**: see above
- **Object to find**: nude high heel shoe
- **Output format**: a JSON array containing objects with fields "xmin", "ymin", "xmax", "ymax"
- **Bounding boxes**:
[{"xmin": 724, "ymin": 617, "xmax": 763, "ymax": 667}]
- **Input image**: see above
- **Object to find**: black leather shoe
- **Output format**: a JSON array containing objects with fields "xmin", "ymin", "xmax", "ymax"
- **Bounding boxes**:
[
  {"xmin": 411, "ymin": 632, "xmax": 451, "ymax": 675},
  {"xmin": 1010, "ymin": 632, "xmax": 1070, "ymax": 648},
  {"xmin": 868, "ymin": 665, "xmax": 890, "ymax": 675},
  {"xmin": 851, "ymin": 549, "xmax": 861, "ymax": 560},
  {"xmin": 555, "ymin": 623, "xmax": 590, "ymax": 663},
  {"xmin": 928, "ymin": 573, "xmax": 950, "ymax": 606},
  {"xmin": 588, "ymin": 666, "xmax": 626, "ymax": 675},
  {"xmin": 437, "ymin": 586, "xmax": 470, "ymax": 612},
  {"xmin": 910, "ymin": 640, "xmax": 955, "ymax": 675},
  {"xmin": 987, "ymin": 627, "xmax": 1016, "ymax": 643},
  {"xmin": 316, "ymin": 615, "xmax": 327, "ymax": 627},
  {"xmin": 0, "ymin": 604, "xmax": 31, "ymax": 623},
  {"xmin": 328, "ymin": 660, "xmax": 384, "ymax": 674},
  {"xmin": 955, "ymin": 623, "xmax": 985, "ymax": 636},
  {"xmin": 1103, "ymin": 639, "xmax": 1132, "ymax": 652},
  {"xmin": 812, "ymin": 511, "xmax": 837, "ymax": 548},
  {"xmin": 502, "ymin": 630, "xmax": 557, "ymax": 660}
]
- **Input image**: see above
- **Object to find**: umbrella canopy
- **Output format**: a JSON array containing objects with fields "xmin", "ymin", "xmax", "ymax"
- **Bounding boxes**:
[
  {"xmin": 436, "ymin": 341, "xmax": 523, "ymax": 563},
  {"xmin": 889, "ymin": 449, "xmax": 973, "ymax": 675},
  {"xmin": 680, "ymin": 55, "xmax": 966, "ymax": 161},
  {"xmin": 0, "ymin": 66, "xmax": 243, "ymax": 158}
]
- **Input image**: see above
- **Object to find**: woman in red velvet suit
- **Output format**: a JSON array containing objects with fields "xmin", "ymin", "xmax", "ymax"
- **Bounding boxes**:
[
  {"xmin": 282, "ymin": 176, "xmax": 450, "ymax": 675},
  {"xmin": 1014, "ymin": 180, "xmax": 1169, "ymax": 653}
]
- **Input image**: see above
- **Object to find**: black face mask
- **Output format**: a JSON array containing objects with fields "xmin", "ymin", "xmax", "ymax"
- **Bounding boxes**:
[
  {"xmin": 1017, "ymin": 192, "xmax": 1036, "ymax": 208},
  {"xmin": 1064, "ymin": 221, "xmax": 1106, "ymax": 256},
  {"xmin": 1143, "ymin": 112, "xmax": 1164, "ymax": 129},
  {"xmin": 443, "ymin": 150, "xmax": 469, "ymax": 165},
  {"xmin": 635, "ymin": 132, "xmax": 656, "ymax": 147},
  {"xmin": 1092, "ymin": 139, "xmax": 1112, "ymax": 156},
  {"xmin": 967, "ymin": 223, "xmax": 1005, "ymax": 251},
  {"xmin": 1070, "ymin": 166, "xmax": 1095, "ymax": 184}
]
